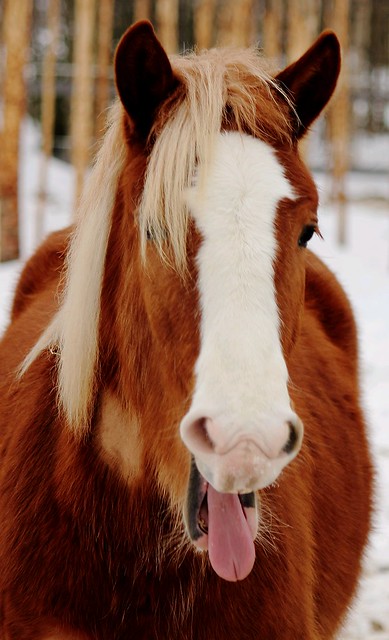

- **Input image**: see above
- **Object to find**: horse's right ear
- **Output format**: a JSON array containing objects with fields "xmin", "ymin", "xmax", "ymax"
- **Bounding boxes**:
[
  {"xmin": 114, "ymin": 21, "xmax": 178, "ymax": 138},
  {"xmin": 276, "ymin": 30, "xmax": 341, "ymax": 139}
]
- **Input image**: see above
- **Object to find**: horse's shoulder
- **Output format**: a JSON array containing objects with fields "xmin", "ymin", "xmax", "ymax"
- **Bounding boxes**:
[
  {"xmin": 303, "ymin": 250, "xmax": 358, "ymax": 359},
  {"xmin": 11, "ymin": 226, "xmax": 73, "ymax": 321}
]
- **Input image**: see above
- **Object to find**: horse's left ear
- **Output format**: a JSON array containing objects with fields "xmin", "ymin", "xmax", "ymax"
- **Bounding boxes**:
[
  {"xmin": 276, "ymin": 30, "xmax": 341, "ymax": 139},
  {"xmin": 114, "ymin": 21, "xmax": 178, "ymax": 138}
]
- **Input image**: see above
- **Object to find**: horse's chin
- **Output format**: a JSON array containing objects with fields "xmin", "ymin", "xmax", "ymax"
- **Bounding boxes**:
[{"xmin": 184, "ymin": 458, "xmax": 259, "ymax": 582}]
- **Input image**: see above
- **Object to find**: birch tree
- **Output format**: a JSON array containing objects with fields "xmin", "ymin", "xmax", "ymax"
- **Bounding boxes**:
[
  {"xmin": 95, "ymin": 0, "xmax": 114, "ymax": 141},
  {"xmin": 134, "ymin": 0, "xmax": 151, "ymax": 23},
  {"xmin": 194, "ymin": 0, "xmax": 217, "ymax": 49},
  {"xmin": 35, "ymin": 0, "xmax": 61, "ymax": 246},
  {"xmin": 0, "ymin": 0, "xmax": 32, "ymax": 261},
  {"xmin": 263, "ymin": 0, "xmax": 283, "ymax": 61},
  {"xmin": 156, "ymin": 0, "xmax": 179, "ymax": 53},
  {"xmin": 286, "ymin": 0, "xmax": 320, "ymax": 62},
  {"xmin": 327, "ymin": 0, "xmax": 350, "ymax": 245},
  {"xmin": 70, "ymin": 0, "xmax": 96, "ymax": 210},
  {"xmin": 218, "ymin": 0, "xmax": 255, "ymax": 47}
]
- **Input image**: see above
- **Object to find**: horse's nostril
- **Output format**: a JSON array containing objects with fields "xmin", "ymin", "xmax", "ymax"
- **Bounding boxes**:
[
  {"xmin": 185, "ymin": 418, "xmax": 216, "ymax": 455},
  {"xmin": 182, "ymin": 415, "xmax": 303, "ymax": 460},
  {"xmin": 282, "ymin": 420, "xmax": 299, "ymax": 455}
]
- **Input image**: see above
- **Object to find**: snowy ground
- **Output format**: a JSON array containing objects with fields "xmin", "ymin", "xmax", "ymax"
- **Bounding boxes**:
[
  {"xmin": 312, "ymin": 183, "xmax": 389, "ymax": 639},
  {"xmin": 0, "ymin": 121, "xmax": 388, "ymax": 638}
]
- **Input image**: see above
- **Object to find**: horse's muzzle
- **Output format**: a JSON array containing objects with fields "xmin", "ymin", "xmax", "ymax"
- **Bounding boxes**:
[{"xmin": 180, "ymin": 413, "xmax": 303, "ymax": 494}]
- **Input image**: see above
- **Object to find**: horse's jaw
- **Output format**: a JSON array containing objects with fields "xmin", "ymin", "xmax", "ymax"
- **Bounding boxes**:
[{"xmin": 184, "ymin": 458, "xmax": 258, "ymax": 582}]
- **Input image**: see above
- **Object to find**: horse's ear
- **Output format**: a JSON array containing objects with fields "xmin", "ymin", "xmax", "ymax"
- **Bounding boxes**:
[
  {"xmin": 276, "ymin": 30, "xmax": 341, "ymax": 139},
  {"xmin": 114, "ymin": 21, "xmax": 178, "ymax": 138}
]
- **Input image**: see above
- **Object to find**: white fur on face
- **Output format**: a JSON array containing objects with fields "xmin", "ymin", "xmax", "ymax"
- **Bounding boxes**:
[{"xmin": 182, "ymin": 132, "xmax": 299, "ymax": 491}]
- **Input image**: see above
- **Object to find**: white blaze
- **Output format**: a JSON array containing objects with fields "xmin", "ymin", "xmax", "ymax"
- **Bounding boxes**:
[{"xmin": 181, "ymin": 132, "xmax": 300, "ymax": 491}]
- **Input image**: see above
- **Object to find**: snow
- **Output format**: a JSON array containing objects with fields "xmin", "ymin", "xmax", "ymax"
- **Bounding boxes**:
[
  {"xmin": 310, "ymin": 199, "xmax": 389, "ymax": 639},
  {"xmin": 0, "ymin": 121, "xmax": 388, "ymax": 637}
]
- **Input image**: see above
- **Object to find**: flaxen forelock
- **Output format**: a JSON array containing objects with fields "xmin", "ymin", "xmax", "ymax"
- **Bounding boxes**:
[{"xmin": 139, "ymin": 47, "xmax": 292, "ymax": 269}]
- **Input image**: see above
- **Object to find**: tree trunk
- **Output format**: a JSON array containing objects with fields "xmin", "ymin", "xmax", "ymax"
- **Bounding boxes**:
[
  {"xmin": 327, "ymin": 0, "xmax": 350, "ymax": 245},
  {"xmin": 263, "ymin": 0, "xmax": 283, "ymax": 62},
  {"xmin": 0, "ymin": 0, "xmax": 5, "ymax": 89},
  {"xmin": 232, "ymin": 0, "xmax": 255, "ymax": 47},
  {"xmin": 95, "ymin": 0, "xmax": 114, "ymax": 141},
  {"xmin": 155, "ymin": 0, "xmax": 179, "ymax": 54},
  {"xmin": 218, "ymin": 0, "xmax": 255, "ymax": 47},
  {"xmin": 35, "ymin": 0, "xmax": 61, "ymax": 247},
  {"xmin": 133, "ymin": 0, "xmax": 151, "ymax": 23},
  {"xmin": 217, "ymin": 0, "xmax": 233, "ymax": 47},
  {"xmin": 194, "ymin": 0, "xmax": 217, "ymax": 49},
  {"xmin": 286, "ymin": 0, "xmax": 320, "ymax": 63},
  {"xmin": 70, "ymin": 0, "xmax": 97, "ymax": 210},
  {"xmin": 0, "ymin": 0, "xmax": 32, "ymax": 262}
]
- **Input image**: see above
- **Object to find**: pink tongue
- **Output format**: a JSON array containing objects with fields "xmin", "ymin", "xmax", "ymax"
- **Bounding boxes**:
[{"xmin": 207, "ymin": 484, "xmax": 255, "ymax": 582}]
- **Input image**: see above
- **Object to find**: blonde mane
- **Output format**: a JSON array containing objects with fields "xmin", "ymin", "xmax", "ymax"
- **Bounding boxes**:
[
  {"xmin": 21, "ymin": 47, "xmax": 292, "ymax": 435},
  {"xmin": 20, "ymin": 101, "xmax": 127, "ymax": 432}
]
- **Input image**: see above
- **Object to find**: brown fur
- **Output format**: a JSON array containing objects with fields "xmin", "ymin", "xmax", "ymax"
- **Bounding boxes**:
[
  {"xmin": 11, "ymin": 228, "xmax": 71, "ymax": 321},
  {"xmin": 0, "ymin": 22, "xmax": 372, "ymax": 639}
]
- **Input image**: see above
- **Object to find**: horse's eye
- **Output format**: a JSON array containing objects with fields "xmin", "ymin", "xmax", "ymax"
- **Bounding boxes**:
[
  {"xmin": 298, "ymin": 225, "xmax": 316, "ymax": 248},
  {"xmin": 146, "ymin": 226, "xmax": 168, "ymax": 242},
  {"xmin": 146, "ymin": 226, "xmax": 160, "ymax": 242}
]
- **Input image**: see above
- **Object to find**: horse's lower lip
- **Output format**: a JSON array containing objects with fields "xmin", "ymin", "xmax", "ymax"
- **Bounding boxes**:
[{"xmin": 184, "ymin": 458, "xmax": 209, "ymax": 544}]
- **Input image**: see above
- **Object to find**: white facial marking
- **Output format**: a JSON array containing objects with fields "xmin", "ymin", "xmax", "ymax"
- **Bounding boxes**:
[{"xmin": 181, "ymin": 132, "xmax": 301, "ymax": 492}]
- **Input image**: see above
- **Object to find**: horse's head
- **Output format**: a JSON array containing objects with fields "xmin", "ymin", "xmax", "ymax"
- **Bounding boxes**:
[{"xmin": 112, "ymin": 21, "xmax": 341, "ymax": 582}]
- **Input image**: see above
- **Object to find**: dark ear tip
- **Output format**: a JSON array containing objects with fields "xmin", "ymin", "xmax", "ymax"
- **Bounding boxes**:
[
  {"xmin": 129, "ymin": 19, "xmax": 156, "ymax": 37},
  {"xmin": 315, "ymin": 29, "xmax": 341, "ymax": 58},
  {"xmin": 114, "ymin": 20, "xmax": 160, "ymax": 101},
  {"xmin": 319, "ymin": 29, "xmax": 340, "ymax": 45},
  {"xmin": 114, "ymin": 20, "xmax": 176, "ymax": 138},
  {"xmin": 115, "ymin": 20, "xmax": 156, "ymax": 57},
  {"xmin": 274, "ymin": 29, "xmax": 342, "ymax": 139},
  {"xmin": 123, "ymin": 19, "xmax": 155, "ymax": 37}
]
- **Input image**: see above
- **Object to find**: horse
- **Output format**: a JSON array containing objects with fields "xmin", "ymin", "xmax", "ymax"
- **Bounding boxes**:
[{"xmin": 0, "ymin": 20, "xmax": 372, "ymax": 640}]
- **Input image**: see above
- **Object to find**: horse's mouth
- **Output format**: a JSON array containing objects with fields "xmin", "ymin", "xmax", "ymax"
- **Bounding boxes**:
[{"xmin": 184, "ymin": 458, "xmax": 259, "ymax": 582}]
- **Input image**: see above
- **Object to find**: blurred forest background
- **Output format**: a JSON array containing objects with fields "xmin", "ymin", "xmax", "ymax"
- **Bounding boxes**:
[{"xmin": 0, "ymin": 0, "xmax": 388, "ymax": 261}]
